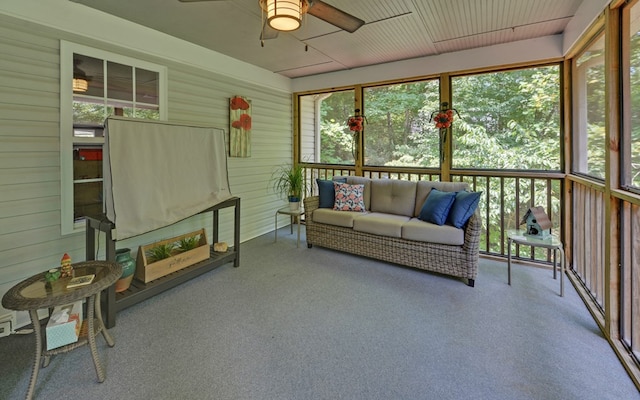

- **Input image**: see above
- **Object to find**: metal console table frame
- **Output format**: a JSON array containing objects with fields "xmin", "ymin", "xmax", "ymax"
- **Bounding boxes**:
[{"xmin": 85, "ymin": 196, "xmax": 241, "ymax": 328}]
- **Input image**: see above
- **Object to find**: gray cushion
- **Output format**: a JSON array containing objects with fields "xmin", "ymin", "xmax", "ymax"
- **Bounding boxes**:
[
  {"xmin": 402, "ymin": 218, "xmax": 464, "ymax": 245},
  {"xmin": 312, "ymin": 208, "xmax": 365, "ymax": 228},
  {"xmin": 353, "ymin": 212, "xmax": 410, "ymax": 238},
  {"xmin": 369, "ymin": 179, "xmax": 417, "ymax": 217},
  {"xmin": 414, "ymin": 181, "xmax": 469, "ymax": 217}
]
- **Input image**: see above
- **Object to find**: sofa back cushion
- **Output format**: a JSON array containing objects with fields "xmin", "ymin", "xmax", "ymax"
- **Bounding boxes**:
[
  {"xmin": 369, "ymin": 179, "xmax": 417, "ymax": 216},
  {"xmin": 414, "ymin": 181, "xmax": 469, "ymax": 217}
]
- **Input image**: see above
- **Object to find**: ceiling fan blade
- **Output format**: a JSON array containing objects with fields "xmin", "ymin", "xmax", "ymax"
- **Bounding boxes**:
[
  {"xmin": 307, "ymin": 0, "xmax": 365, "ymax": 33},
  {"xmin": 261, "ymin": 19, "xmax": 279, "ymax": 40}
]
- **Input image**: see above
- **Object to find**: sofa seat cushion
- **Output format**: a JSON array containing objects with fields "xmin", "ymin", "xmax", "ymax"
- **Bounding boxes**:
[
  {"xmin": 313, "ymin": 208, "xmax": 365, "ymax": 228},
  {"xmin": 402, "ymin": 218, "xmax": 465, "ymax": 245},
  {"xmin": 353, "ymin": 212, "xmax": 410, "ymax": 238}
]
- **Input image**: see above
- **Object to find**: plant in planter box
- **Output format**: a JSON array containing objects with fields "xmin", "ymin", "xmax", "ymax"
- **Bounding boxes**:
[
  {"xmin": 271, "ymin": 163, "xmax": 306, "ymax": 210},
  {"xmin": 177, "ymin": 235, "xmax": 201, "ymax": 252},
  {"xmin": 136, "ymin": 229, "xmax": 209, "ymax": 284},
  {"xmin": 147, "ymin": 243, "xmax": 175, "ymax": 262}
]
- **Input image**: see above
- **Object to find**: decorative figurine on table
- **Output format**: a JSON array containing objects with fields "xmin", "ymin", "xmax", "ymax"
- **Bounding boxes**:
[{"xmin": 60, "ymin": 253, "xmax": 73, "ymax": 278}]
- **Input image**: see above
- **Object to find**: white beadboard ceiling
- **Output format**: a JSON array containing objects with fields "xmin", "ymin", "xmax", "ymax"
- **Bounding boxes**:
[{"xmin": 70, "ymin": 0, "xmax": 585, "ymax": 78}]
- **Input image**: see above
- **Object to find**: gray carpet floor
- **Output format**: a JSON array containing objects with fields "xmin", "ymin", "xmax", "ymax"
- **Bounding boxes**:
[{"xmin": 1, "ymin": 226, "xmax": 639, "ymax": 400}]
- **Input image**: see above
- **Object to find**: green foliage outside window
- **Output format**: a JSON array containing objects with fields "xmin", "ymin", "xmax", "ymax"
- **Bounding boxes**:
[
  {"xmin": 364, "ymin": 80, "xmax": 440, "ymax": 167},
  {"xmin": 317, "ymin": 90, "xmax": 356, "ymax": 165},
  {"xmin": 452, "ymin": 66, "xmax": 561, "ymax": 170},
  {"xmin": 628, "ymin": 31, "xmax": 640, "ymax": 188}
]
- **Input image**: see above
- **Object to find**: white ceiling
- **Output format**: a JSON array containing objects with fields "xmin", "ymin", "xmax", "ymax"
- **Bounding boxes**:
[{"xmin": 70, "ymin": 0, "xmax": 585, "ymax": 79}]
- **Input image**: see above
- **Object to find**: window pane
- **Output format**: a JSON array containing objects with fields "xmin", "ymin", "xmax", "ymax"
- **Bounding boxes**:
[
  {"xmin": 73, "ymin": 100, "xmax": 107, "ymax": 125},
  {"xmin": 572, "ymin": 34, "xmax": 605, "ymax": 179},
  {"xmin": 626, "ymin": 4, "xmax": 640, "ymax": 188},
  {"xmin": 74, "ymin": 54, "xmax": 103, "ymax": 98},
  {"xmin": 122, "ymin": 106, "xmax": 160, "ymax": 120},
  {"xmin": 452, "ymin": 66, "xmax": 561, "ymax": 170},
  {"xmin": 107, "ymin": 61, "xmax": 133, "ymax": 101},
  {"xmin": 74, "ymin": 181, "xmax": 103, "ymax": 222},
  {"xmin": 299, "ymin": 90, "xmax": 355, "ymax": 165},
  {"xmin": 136, "ymin": 68, "xmax": 159, "ymax": 106},
  {"xmin": 363, "ymin": 80, "xmax": 440, "ymax": 167}
]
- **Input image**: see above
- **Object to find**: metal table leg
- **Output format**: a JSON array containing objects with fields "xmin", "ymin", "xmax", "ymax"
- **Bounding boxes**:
[
  {"xmin": 507, "ymin": 237, "xmax": 512, "ymax": 285},
  {"xmin": 274, "ymin": 210, "xmax": 278, "ymax": 243},
  {"xmin": 296, "ymin": 214, "xmax": 300, "ymax": 248},
  {"xmin": 559, "ymin": 246, "xmax": 565, "ymax": 297}
]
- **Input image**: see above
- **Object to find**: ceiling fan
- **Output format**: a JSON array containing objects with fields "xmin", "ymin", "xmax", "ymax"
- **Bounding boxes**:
[{"xmin": 178, "ymin": 0, "xmax": 365, "ymax": 41}]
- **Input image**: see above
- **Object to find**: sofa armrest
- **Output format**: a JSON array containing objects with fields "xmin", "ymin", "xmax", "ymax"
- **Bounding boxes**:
[
  {"xmin": 304, "ymin": 196, "xmax": 320, "ymax": 222},
  {"xmin": 463, "ymin": 211, "xmax": 482, "ymax": 253}
]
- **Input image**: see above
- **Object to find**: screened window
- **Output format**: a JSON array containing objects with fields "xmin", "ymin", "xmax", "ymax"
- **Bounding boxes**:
[
  {"xmin": 299, "ymin": 90, "xmax": 355, "ymax": 165},
  {"xmin": 452, "ymin": 65, "xmax": 561, "ymax": 170},
  {"xmin": 572, "ymin": 33, "xmax": 606, "ymax": 179},
  {"xmin": 363, "ymin": 80, "xmax": 440, "ymax": 168},
  {"xmin": 623, "ymin": 2, "xmax": 640, "ymax": 189}
]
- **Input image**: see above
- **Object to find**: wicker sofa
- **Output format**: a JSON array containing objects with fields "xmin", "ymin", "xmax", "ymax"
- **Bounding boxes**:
[{"xmin": 304, "ymin": 177, "xmax": 481, "ymax": 286}]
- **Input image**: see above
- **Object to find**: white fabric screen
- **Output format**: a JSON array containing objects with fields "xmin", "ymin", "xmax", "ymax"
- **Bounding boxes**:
[{"xmin": 104, "ymin": 117, "xmax": 232, "ymax": 240}]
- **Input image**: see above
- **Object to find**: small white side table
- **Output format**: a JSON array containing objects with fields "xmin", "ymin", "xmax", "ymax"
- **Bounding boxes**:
[
  {"xmin": 506, "ymin": 229, "xmax": 565, "ymax": 296},
  {"xmin": 275, "ymin": 206, "xmax": 304, "ymax": 248}
]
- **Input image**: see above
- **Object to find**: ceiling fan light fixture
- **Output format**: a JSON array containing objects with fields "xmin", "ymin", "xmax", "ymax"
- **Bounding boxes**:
[
  {"xmin": 73, "ymin": 77, "xmax": 88, "ymax": 93},
  {"xmin": 73, "ymin": 59, "xmax": 89, "ymax": 93},
  {"xmin": 264, "ymin": 0, "xmax": 303, "ymax": 32}
]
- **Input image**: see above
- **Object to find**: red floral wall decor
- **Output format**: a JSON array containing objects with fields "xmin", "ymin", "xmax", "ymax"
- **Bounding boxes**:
[{"xmin": 230, "ymin": 95, "xmax": 252, "ymax": 157}]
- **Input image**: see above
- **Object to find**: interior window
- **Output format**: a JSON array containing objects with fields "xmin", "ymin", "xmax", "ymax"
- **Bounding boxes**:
[{"xmin": 61, "ymin": 42, "xmax": 166, "ymax": 234}]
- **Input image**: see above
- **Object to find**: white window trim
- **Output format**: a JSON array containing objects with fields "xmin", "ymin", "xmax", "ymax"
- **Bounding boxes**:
[{"xmin": 60, "ymin": 41, "xmax": 168, "ymax": 235}]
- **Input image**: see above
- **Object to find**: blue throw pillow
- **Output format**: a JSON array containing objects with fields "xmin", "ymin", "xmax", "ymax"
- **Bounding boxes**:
[
  {"xmin": 317, "ymin": 178, "xmax": 347, "ymax": 208},
  {"xmin": 418, "ymin": 189, "xmax": 456, "ymax": 225},
  {"xmin": 447, "ymin": 191, "xmax": 482, "ymax": 228}
]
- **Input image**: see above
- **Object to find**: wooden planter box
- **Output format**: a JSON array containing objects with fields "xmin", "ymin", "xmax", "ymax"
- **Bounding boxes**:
[{"xmin": 136, "ymin": 229, "xmax": 209, "ymax": 283}]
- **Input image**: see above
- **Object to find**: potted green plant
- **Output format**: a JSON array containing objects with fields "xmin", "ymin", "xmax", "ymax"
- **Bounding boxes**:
[{"xmin": 271, "ymin": 163, "xmax": 306, "ymax": 210}]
